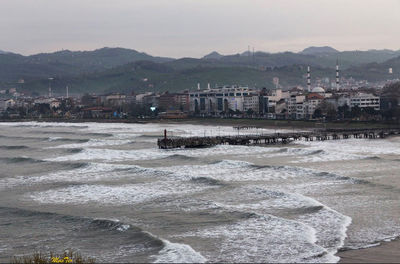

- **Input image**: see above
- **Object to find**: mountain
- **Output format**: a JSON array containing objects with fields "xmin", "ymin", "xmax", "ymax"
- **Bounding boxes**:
[
  {"xmin": 345, "ymin": 55, "xmax": 400, "ymax": 82},
  {"xmin": 0, "ymin": 50, "xmax": 10, "ymax": 54},
  {"xmin": 19, "ymin": 54, "xmax": 400, "ymax": 96},
  {"xmin": 0, "ymin": 47, "xmax": 174, "ymax": 83},
  {"xmin": 203, "ymin": 51, "xmax": 223, "ymax": 60},
  {"xmin": 16, "ymin": 61, "xmax": 336, "ymax": 96},
  {"xmin": 3, "ymin": 46, "xmax": 400, "ymax": 95},
  {"xmin": 300, "ymin": 46, "xmax": 339, "ymax": 55}
]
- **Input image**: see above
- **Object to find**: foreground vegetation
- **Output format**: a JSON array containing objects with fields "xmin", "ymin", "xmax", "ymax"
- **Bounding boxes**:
[{"xmin": 12, "ymin": 250, "xmax": 95, "ymax": 264}]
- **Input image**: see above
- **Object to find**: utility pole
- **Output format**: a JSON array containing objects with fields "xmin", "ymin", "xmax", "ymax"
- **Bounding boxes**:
[{"xmin": 48, "ymin": 78, "xmax": 54, "ymax": 98}]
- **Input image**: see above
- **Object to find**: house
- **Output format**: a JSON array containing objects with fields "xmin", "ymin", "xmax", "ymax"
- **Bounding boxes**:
[
  {"xmin": 82, "ymin": 106, "xmax": 113, "ymax": 118},
  {"xmin": 0, "ymin": 99, "xmax": 16, "ymax": 111}
]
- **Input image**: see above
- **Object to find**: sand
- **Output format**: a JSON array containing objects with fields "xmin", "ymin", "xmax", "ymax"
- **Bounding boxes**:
[{"xmin": 338, "ymin": 239, "xmax": 400, "ymax": 263}]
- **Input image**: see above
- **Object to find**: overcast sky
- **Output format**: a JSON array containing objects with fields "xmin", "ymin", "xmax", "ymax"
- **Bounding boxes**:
[{"xmin": 1, "ymin": 0, "xmax": 400, "ymax": 57}]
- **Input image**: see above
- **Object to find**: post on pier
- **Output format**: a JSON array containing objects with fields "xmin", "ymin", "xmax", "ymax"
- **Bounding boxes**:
[{"xmin": 164, "ymin": 129, "xmax": 167, "ymax": 148}]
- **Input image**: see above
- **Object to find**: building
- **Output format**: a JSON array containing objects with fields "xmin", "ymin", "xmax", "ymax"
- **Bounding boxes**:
[
  {"xmin": 0, "ymin": 99, "xmax": 15, "ymax": 111},
  {"xmin": 350, "ymin": 93, "xmax": 380, "ymax": 110},
  {"xmin": 287, "ymin": 94, "xmax": 305, "ymax": 119},
  {"xmin": 158, "ymin": 92, "xmax": 190, "ymax": 111},
  {"xmin": 82, "ymin": 107, "xmax": 113, "ymax": 118},
  {"xmin": 243, "ymin": 95, "xmax": 259, "ymax": 113},
  {"xmin": 189, "ymin": 85, "xmax": 259, "ymax": 115},
  {"xmin": 302, "ymin": 93, "xmax": 324, "ymax": 119}
]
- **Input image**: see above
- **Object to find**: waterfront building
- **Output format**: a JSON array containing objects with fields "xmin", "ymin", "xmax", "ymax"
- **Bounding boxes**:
[
  {"xmin": 350, "ymin": 93, "xmax": 380, "ymax": 110},
  {"xmin": 0, "ymin": 98, "xmax": 15, "ymax": 111},
  {"xmin": 189, "ymin": 85, "xmax": 259, "ymax": 115}
]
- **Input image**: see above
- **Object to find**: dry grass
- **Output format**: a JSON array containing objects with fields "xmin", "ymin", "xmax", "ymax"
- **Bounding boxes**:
[{"xmin": 11, "ymin": 250, "xmax": 95, "ymax": 264}]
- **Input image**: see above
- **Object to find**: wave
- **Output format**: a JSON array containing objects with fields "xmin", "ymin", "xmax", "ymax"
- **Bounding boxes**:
[
  {"xmin": 315, "ymin": 171, "xmax": 371, "ymax": 185},
  {"xmin": 363, "ymin": 156, "xmax": 381, "ymax": 160},
  {"xmin": 48, "ymin": 137, "xmax": 90, "ymax": 143},
  {"xmin": 339, "ymin": 234, "xmax": 400, "ymax": 251},
  {"xmin": 12, "ymin": 123, "xmax": 89, "ymax": 129},
  {"xmin": 48, "ymin": 138, "xmax": 133, "ymax": 149},
  {"xmin": 0, "ymin": 134, "xmax": 89, "ymax": 143},
  {"xmin": 176, "ymin": 209, "xmax": 338, "ymax": 263},
  {"xmin": 162, "ymin": 154, "xmax": 198, "ymax": 161},
  {"xmin": 190, "ymin": 177, "xmax": 224, "ymax": 186},
  {"xmin": 89, "ymin": 218, "xmax": 139, "ymax": 233},
  {"xmin": 60, "ymin": 162, "xmax": 89, "ymax": 170},
  {"xmin": 65, "ymin": 148, "xmax": 84, "ymax": 153},
  {"xmin": 0, "ymin": 206, "xmax": 165, "ymax": 260},
  {"xmin": 84, "ymin": 132, "xmax": 113, "ymax": 137},
  {"xmin": 41, "ymin": 131, "xmax": 78, "ymax": 135},
  {"xmin": 0, "ymin": 145, "xmax": 29, "ymax": 150},
  {"xmin": 0, "ymin": 157, "xmax": 44, "ymax": 164},
  {"xmin": 1, "ymin": 205, "xmax": 206, "ymax": 263},
  {"xmin": 306, "ymin": 149, "xmax": 325, "ymax": 155},
  {"xmin": 153, "ymin": 239, "xmax": 207, "ymax": 263},
  {"xmin": 0, "ymin": 135, "xmax": 48, "ymax": 141}
]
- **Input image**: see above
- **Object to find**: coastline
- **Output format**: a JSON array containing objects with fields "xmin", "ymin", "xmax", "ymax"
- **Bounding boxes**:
[
  {"xmin": 1, "ymin": 117, "xmax": 399, "ymax": 130},
  {"xmin": 338, "ymin": 238, "xmax": 400, "ymax": 263}
]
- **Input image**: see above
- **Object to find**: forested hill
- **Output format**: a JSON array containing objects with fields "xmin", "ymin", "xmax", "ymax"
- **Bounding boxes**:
[
  {"xmin": 1, "ymin": 46, "xmax": 400, "ymax": 95},
  {"xmin": 0, "ymin": 47, "xmax": 174, "ymax": 82}
]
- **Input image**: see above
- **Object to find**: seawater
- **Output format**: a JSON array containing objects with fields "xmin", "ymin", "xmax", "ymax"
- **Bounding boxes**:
[{"xmin": 0, "ymin": 122, "xmax": 399, "ymax": 263}]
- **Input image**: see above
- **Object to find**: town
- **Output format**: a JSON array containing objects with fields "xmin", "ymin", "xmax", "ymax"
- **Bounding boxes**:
[{"xmin": 1, "ymin": 66, "xmax": 400, "ymax": 122}]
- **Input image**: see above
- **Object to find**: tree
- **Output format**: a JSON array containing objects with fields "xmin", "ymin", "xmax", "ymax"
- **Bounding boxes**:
[
  {"xmin": 363, "ymin": 107, "xmax": 378, "ymax": 116},
  {"xmin": 246, "ymin": 108, "xmax": 254, "ymax": 116},
  {"xmin": 350, "ymin": 105, "xmax": 362, "ymax": 119},
  {"xmin": 313, "ymin": 108, "xmax": 323, "ymax": 119},
  {"xmin": 326, "ymin": 108, "xmax": 337, "ymax": 121},
  {"xmin": 81, "ymin": 94, "xmax": 95, "ymax": 106}
]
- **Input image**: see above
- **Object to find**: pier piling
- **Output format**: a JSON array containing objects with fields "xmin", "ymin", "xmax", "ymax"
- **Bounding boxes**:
[{"xmin": 157, "ymin": 128, "xmax": 400, "ymax": 149}]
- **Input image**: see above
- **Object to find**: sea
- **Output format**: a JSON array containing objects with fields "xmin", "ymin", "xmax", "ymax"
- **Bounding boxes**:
[{"xmin": 0, "ymin": 121, "xmax": 399, "ymax": 263}]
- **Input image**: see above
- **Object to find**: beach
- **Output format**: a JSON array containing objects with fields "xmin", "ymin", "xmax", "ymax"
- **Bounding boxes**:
[{"xmin": 339, "ymin": 239, "xmax": 400, "ymax": 263}]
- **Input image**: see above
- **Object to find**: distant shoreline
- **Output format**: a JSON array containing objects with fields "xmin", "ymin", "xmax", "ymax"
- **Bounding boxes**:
[{"xmin": 1, "ymin": 118, "xmax": 400, "ymax": 130}]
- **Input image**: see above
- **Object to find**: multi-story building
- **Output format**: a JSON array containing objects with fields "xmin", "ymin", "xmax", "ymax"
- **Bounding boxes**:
[
  {"xmin": 287, "ymin": 94, "xmax": 305, "ymax": 119},
  {"xmin": 350, "ymin": 93, "xmax": 380, "ymax": 110},
  {"xmin": 302, "ymin": 93, "xmax": 324, "ymax": 119},
  {"xmin": 159, "ymin": 92, "xmax": 190, "ymax": 111},
  {"xmin": 261, "ymin": 89, "xmax": 290, "ymax": 115},
  {"xmin": 243, "ymin": 95, "xmax": 259, "ymax": 113},
  {"xmin": 0, "ymin": 99, "xmax": 15, "ymax": 111},
  {"xmin": 189, "ymin": 85, "xmax": 259, "ymax": 115}
]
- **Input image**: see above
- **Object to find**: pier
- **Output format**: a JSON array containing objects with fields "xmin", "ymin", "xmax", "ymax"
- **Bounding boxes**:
[{"xmin": 157, "ymin": 128, "xmax": 400, "ymax": 149}]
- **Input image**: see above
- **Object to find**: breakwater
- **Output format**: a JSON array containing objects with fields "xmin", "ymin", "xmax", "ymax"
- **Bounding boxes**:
[{"xmin": 158, "ymin": 128, "xmax": 400, "ymax": 149}]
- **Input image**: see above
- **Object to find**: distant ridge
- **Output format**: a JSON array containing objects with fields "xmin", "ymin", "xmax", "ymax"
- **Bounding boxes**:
[
  {"xmin": 2, "ymin": 46, "xmax": 400, "ymax": 95},
  {"xmin": 300, "ymin": 46, "xmax": 339, "ymax": 55},
  {"xmin": 203, "ymin": 51, "xmax": 223, "ymax": 60}
]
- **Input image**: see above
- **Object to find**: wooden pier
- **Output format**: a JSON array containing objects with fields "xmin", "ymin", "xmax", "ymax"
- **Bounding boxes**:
[{"xmin": 157, "ymin": 128, "xmax": 400, "ymax": 149}]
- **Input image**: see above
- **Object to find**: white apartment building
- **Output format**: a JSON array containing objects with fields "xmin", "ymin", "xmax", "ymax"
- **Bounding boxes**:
[
  {"xmin": 264, "ymin": 89, "xmax": 289, "ymax": 112},
  {"xmin": 287, "ymin": 94, "xmax": 305, "ymax": 118},
  {"xmin": 350, "ymin": 93, "xmax": 380, "ymax": 110},
  {"xmin": 189, "ymin": 85, "xmax": 259, "ymax": 114},
  {"xmin": 0, "ymin": 99, "xmax": 15, "ymax": 111},
  {"xmin": 243, "ymin": 95, "xmax": 260, "ymax": 112}
]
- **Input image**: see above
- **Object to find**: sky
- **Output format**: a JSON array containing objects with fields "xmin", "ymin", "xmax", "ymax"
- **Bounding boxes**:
[{"xmin": 1, "ymin": 0, "xmax": 400, "ymax": 58}]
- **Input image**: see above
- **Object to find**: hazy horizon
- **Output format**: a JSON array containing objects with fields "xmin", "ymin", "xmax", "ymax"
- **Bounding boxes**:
[
  {"xmin": 2, "ymin": 45, "xmax": 400, "ymax": 59},
  {"xmin": 1, "ymin": 0, "xmax": 400, "ymax": 58}
]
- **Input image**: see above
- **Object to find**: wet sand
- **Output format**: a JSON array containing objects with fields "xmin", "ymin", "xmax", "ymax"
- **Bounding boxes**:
[{"xmin": 338, "ymin": 239, "xmax": 400, "ymax": 263}]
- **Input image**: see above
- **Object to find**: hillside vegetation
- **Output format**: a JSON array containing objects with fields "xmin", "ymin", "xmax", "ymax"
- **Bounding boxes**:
[{"xmin": 1, "ymin": 46, "xmax": 400, "ymax": 95}]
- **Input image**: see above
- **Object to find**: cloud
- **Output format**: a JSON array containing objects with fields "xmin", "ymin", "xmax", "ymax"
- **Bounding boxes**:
[{"xmin": 0, "ymin": 0, "xmax": 399, "ymax": 57}]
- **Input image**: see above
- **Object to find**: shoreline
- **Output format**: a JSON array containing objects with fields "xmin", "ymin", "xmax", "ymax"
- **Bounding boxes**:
[
  {"xmin": 1, "ymin": 118, "xmax": 399, "ymax": 130},
  {"xmin": 338, "ymin": 238, "xmax": 400, "ymax": 263}
]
